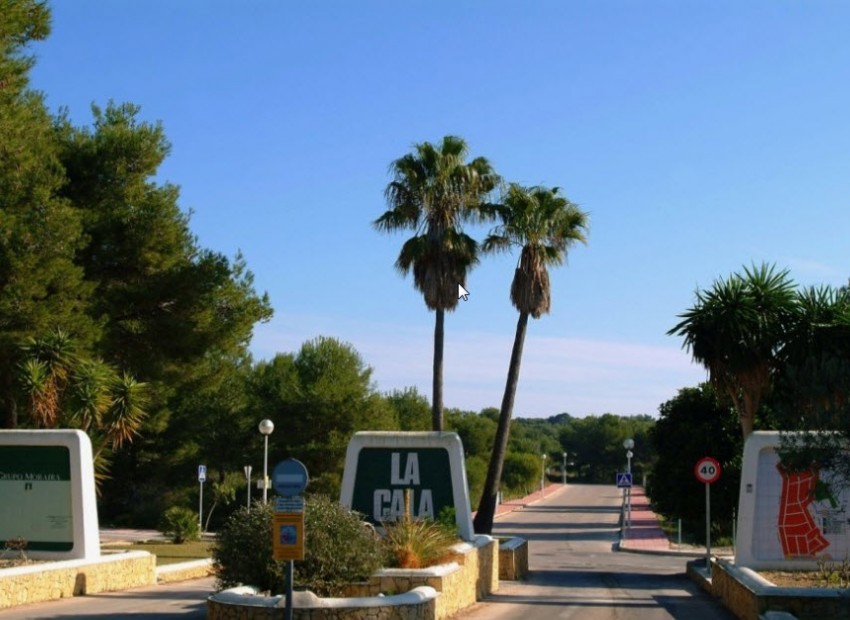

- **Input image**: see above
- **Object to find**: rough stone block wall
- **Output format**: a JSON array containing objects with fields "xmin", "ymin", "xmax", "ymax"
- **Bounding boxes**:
[
  {"xmin": 207, "ymin": 591, "xmax": 437, "ymax": 620},
  {"xmin": 0, "ymin": 552, "xmax": 156, "ymax": 609},
  {"xmin": 711, "ymin": 561, "xmax": 758, "ymax": 620},
  {"xmin": 207, "ymin": 600, "xmax": 436, "ymax": 620},
  {"xmin": 710, "ymin": 560, "xmax": 850, "ymax": 620},
  {"xmin": 476, "ymin": 538, "xmax": 498, "ymax": 597},
  {"xmin": 498, "ymin": 539, "xmax": 528, "ymax": 581}
]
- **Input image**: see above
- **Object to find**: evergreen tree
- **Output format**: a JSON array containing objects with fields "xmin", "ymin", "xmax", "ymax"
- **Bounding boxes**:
[{"xmin": 0, "ymin": 1, "xmax": 96, "ymax": 427}]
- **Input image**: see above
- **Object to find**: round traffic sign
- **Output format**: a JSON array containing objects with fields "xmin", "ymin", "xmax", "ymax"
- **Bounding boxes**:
[
  {"xmin": 272, "ymin": 458, "xmax": 309, "ymax": 497},
  {"xmin": 694, "ymin": 456, "xmax": 721, "ymax": 484}
]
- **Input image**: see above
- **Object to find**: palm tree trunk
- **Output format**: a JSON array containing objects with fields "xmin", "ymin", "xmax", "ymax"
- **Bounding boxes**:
[
  {"xmin": 432, "ymin": 308, "xmax": 445, "ymax": 431},
  {"xmin": 473, "ymin": 311, "xmax": 529, "ymax": 534}
]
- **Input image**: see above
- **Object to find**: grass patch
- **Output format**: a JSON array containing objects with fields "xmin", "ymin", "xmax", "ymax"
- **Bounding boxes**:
[{"xmin": 101, "ymin": 540, "xmax": 213, "ymax": 566}]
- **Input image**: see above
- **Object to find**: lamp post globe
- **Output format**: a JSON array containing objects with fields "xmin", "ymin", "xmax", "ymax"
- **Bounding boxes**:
[{"xmin": 259, "ymin": 419, "xmax": 275, "ymax": 504}]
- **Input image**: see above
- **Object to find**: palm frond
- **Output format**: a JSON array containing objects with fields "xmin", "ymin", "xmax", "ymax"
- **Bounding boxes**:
[
  {"xmin": 377, "ymin": 135, "xmax": 499, "ymax": 312},
  {"xmin": 489, "ymin": 184, "xmax": 589, "ymax": 316}
]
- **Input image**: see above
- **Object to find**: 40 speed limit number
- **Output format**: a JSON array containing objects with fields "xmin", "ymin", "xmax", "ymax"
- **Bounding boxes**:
[{"xmin": 694, "ymin": 456, "xmax": 721, "ymax": 484}]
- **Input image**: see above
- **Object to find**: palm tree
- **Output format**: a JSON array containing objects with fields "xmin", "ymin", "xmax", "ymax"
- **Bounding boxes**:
[
  {"xmin": 374, "ymin": 136, "xmax": 499, "ymax": 431},
  {"xmin": 18, "ymin": 329, "xmax": 147, "ymax": 484},
  {"xmin": 668, "ymin": 263, "xmax": 796, "ymax": 439},
  {"xmin": 773, "ymin": 285, "xmax": 850, "ymax": 429},
  {"xmin": 473, "ymin": 184, "xmax": 588, "ymax": 534}
]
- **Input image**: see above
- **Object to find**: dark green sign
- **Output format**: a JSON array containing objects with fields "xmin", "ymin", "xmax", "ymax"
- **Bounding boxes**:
[
  {"xmin": 350, "ymin": 447, "xmax": 454, "ymax": 524},
  {"xmin": 0, "ymin": 445, "xmax": 73, "ymax": 551}
]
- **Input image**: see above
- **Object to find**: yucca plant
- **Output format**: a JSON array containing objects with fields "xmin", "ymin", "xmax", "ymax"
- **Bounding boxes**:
[{"xmin": 381, "ymin": 490, "xmax": 459, "ymax": 569}]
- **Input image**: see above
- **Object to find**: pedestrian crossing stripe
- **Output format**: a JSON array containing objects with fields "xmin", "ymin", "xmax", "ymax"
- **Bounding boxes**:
[{"xmin": 616, "ymin": 472, "xmax": 632, "ymax": 488}]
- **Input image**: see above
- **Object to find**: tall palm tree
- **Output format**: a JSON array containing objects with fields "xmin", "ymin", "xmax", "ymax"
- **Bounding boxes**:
[
  {"xmin": 668, "ymin": 263, "xmax": 796, "ymax": 439},
  {"xmin": 473, "ymin": 184, "xmax": 588, "ymax": 533},
  {"xmin": 374, "ymin": 136, "xmax": 499, "ymax": 431}
]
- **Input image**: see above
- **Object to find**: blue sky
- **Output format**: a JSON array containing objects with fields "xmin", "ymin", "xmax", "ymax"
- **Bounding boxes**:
[{"xmin": 29, "ymin": 1, "xmax": 850, "ymax": 418}]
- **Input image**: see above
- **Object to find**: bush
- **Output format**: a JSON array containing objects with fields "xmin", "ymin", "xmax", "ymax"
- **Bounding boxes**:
[
  {"xmin": 299, "ymin": 495, "xmax": 384, "ymax": 595},
  {"xmin": 213, "ymin": 503, "xmax": 283, "ymax": 593},
  {"xmin": 159, "ymin": 506, "xmax": 200, "ymax": 544},
  {"xmin": 213, "ymin": 496, "xmax": 384, "ymax": 596}
]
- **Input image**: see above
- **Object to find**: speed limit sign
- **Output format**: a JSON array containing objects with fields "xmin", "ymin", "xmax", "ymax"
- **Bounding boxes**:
[{"xmin": 694, "ymin": 456, "xmax": 721, "ymax": 484}]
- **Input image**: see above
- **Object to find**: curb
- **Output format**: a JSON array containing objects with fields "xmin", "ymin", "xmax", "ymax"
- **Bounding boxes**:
[
  {"xmin": 156, "ymin": 558, "xmax": 215, "ymax": 583},
  {"xmin": 616, "ymin": 539, "xmax": 707, "ymax": 558}
]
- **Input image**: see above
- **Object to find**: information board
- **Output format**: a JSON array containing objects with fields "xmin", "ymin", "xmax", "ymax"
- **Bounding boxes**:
[{"xmin": 0, "ymin": 445, "xmax": 73, "ymax": 551}]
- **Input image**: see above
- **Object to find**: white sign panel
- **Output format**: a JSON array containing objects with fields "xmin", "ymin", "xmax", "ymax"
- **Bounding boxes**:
[{"xmin": 737, "ymin": 432, "xmax": 850, "ymax": 570}]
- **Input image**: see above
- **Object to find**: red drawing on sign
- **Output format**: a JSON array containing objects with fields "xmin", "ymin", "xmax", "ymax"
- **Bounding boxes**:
[{"xmin": 776, "ymin": 465, "xmax": 830, "ymax": 558}]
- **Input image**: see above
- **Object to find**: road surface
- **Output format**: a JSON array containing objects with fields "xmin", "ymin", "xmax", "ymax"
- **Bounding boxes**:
[
  {"xmin": 458, "ymin": 484, "xmax": 735, "ymax": 620},
  {"xmin": 0, "ymin": 576, "xmax": 214, "ymax": 619}
]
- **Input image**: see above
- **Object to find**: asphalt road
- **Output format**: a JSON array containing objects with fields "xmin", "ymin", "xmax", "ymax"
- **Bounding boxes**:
[{"xmin": 457, "ymin": 484, "xmax": 736, "ymax": 620}]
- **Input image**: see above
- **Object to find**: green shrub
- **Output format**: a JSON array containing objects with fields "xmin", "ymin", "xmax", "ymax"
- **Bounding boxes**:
[
  {"xmin": 213, "ymin": 503, "xmax": 283, "ymax": 593},
  {"xmin": 299, "ymin": 495, "xmax": 384, "ymax": 595},
  {"xmin": 213, "ymin": 496, "xmax": 384, "ymax": 596},
  {"xmin": 159, "ymin": 506, "xmax": 200, "ymax": 544}
]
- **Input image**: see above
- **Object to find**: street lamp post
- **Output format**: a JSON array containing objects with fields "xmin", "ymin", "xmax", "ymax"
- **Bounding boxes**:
[
  {"xmin": 623, "ymin": 438, "xmax": 634, "ymax": 530},
  {"xmin": 259, "ymin": 419, "xmax": 275, "ymax": 504},
  {"xmin": 243, "ymin": 465, "xmax": 253, "ymax": 509},
  {"xmin": 541, "ymin": 454, "xmax": 547, "ymax": 494},
  {"xmin": 562, "ymin": 452, "xmax": 567, "ymax": 485}
]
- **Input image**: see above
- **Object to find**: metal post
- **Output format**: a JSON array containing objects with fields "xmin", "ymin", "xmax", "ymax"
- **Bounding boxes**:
[
  {"xmin": 732, "ymin": 507, "xmax": 737, "ymax": 556},
  {"xmin": 258, "ymin": 419, "xmax": 274, "ymax": 504},
  {"xmin": 626, "ymin": 450, "xmax": 632, "ymax": 529},
  {"xmin": 199, "ymin": 480, "xmax": 204, "ymax": 532},
  {"xmin": 678, "ymin": 518, "xmax": 682, "ymax": 548},
  {"xmin": 263, "ymin": 434, "xmax": 269, "ymax": 504},
  {"xmin": 562, "ymin": 452, "xmax": 567, "ymax": 485},
  {"xmin": 705, "ymin": 482, "xmax": 711, "ymax": 570},
  {"xmin": 244, "ymin": 465, "xmax": 252, "ymax": 510},
  {"xmin": 285, "ymin": 559, "xmax": 294, "ymax": 620},
  {"xmin": 540, "ymin": 454, "xmax": 547, "ymax": 494}
]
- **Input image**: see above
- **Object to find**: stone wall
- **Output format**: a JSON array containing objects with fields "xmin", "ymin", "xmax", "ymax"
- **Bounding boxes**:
[
  {"xmin": 0, "ymin": 551, "xmax": 155, "ymax": 609},
  {"xmin": 498, "ymin": 537, "xmax": 528, "ymax": 581},
  {"xmin": 208, "ymin": 535, "xmax": 501, "ymax": 620},
  {"xmin": 365, "ymin": 536, "xmax": 497, "ymax": 620},
  {"xmin": 208, "ymin": 586, "xmax": 438, "ymax": 620},
  {"xmin": 707, "ymin": 558, "xmax": 850, "ymax": 620}
]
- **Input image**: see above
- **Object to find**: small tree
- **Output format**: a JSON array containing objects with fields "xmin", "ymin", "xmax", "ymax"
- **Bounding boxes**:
[{"xmin": 159, "ymin": 506, "xmax": 200, "ymax": 544}]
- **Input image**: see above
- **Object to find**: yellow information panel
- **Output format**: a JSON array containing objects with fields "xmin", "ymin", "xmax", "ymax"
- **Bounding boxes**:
[{"xmin": 272, "ymin": 512, "xmax": 304, "ymax": 561}]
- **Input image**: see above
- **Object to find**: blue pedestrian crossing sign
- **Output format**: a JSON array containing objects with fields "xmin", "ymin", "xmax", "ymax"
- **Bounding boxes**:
[{"xmin": 616, "ymin": 472, "xmax": 632, "ymax": 488}]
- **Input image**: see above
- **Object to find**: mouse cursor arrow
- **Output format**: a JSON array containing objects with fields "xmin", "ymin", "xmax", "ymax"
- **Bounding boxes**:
[{"xmin": 458, "ymin": 284, "xmax": 470, "ymax": 301}]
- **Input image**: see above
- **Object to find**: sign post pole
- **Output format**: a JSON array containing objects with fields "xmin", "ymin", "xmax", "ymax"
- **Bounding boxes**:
[
  {"xmin": 271, "ymin": 458, "xmax": 309, "ymax": 620},
  {"xmin": 285, "ymin": 559, "xmax": 294, "ymax": 620},
  {"xmin": 694, "ymin": 456, "xmax": 721, "ymax": 572},
  {"xmin": 705, "ymin": 481, "xmax": 711, "ymax": 570},
  {"xmin": 198, "ymin": 465, "xmax": 207, "ymax": 532}
]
